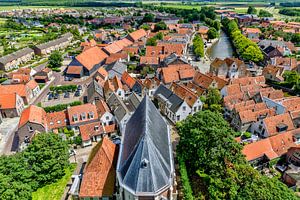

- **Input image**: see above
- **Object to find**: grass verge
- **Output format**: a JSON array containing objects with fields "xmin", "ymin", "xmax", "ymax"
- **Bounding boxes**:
[{"xmin": 32, "ymin": 163, "xmax": 76, "ymax": 200}]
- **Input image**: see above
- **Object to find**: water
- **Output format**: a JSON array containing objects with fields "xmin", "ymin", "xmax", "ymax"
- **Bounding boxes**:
[{"xmin": 208, "ymin": 30, "xmax": 234, "ymax": 60}]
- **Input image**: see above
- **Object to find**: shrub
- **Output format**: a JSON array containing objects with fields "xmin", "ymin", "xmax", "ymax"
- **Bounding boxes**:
[
  {"xmin": 178, "ymin": 157, "xmax": 194, "ymax": 200},
  {"xmin": 44, "ymin": 101, "xmax": 82, "ymax": 113}
]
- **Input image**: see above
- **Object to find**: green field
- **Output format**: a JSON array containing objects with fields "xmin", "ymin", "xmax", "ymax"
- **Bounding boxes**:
[{"xmin": 32, "ymin": 164, "xmax": 76, "ymax": 200}]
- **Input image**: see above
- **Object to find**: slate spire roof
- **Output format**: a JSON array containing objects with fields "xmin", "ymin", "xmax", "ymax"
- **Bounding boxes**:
[{"xmin": 117, "ymin": 95, "xmax": 173, "ymax": 195}]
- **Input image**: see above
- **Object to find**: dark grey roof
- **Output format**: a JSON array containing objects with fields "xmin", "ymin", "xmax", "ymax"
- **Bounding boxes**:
[
  {"xmin": 163, "ymin": 53, "xmax": 188, "ymax": 66},
  {"xmin": 105, "ymin": 61, "xmax": 127, "ymax": 79},
  {"xmin": 35, "ymin": 32, "xmax": 73, "ymax": 50},
  {"xmin": 117, "ymin": 96, "xmax": 173, "ymax": 195},
  {"xmin": 107, "ymin": 93, "xmax": 129, "ymax": 122},
  {"xmin": 124, "ymin": 92, "xmax": 142, "ymax": 112},
  {"xmin": 154, "ymin": 84, "xmax": 183, "ymax": 113},
  {"xmin": 258, "ymin": 40, "xmax": 287, "ymax": 49},
  {"xmin": 168, "ymin": 93, "xmax": 184, "ymax": 113},
  {"xmin": 153, "ymin": 84, "xmax": 172, "ymax": 100},
  {"xmin": 0, "ymin": 47, "xmax": 34, "ymax": 65}
]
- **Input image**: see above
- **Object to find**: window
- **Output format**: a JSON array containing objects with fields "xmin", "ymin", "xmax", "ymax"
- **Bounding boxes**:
[
  {"xmin": 95, "ymin": 96, "xmax": 100, "ymax": 101},
  {"xmin": 28, "ymin": 126, "xmax": 33, "ymax": 132},
  {"xmin": 73, "ymin": 115, "xmax": 78, "ymax": 122},
  {"xmin": 81, "ymin": 113, "xmax": 86, "ymax": 120},
  {"xmin": 106, "ymin": 116, "xmax": 109, "ymax": 120},
  {"xmin": 94, "ymin": 126, "xmax": 99, "ymax": 131},
  {"xmin": 49, "ymin": 122, "xmax": 54, "ymax": 125},
  {"xmin": 57, "ymin": 120, "xmax": 61, "ymax": 124},
  {"xmin": 118, "ymin": 91, "xmax": 122, "ymax": 96},
  {"xmin": 183, "ymin": 106, "xmax": 186, "ymax": 111},
  {"xmin": 88, "ymin": 112, "xmax": 94, "ymax": 119},
  {"xmin": 177, "ymin": 115, "xmax": 180, "ymax": 121}
]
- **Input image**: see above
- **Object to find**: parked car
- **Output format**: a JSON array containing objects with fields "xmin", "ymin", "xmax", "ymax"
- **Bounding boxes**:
[
  {"xmin": 54, "ymin": 93, "xmax": 59, "ymax": 99},
  {"xmin": 64, "ymin": 92, "xmax": 70, "ymax": 98},
  {"xmin": 77, "ymin": 85, "xmax": 82, "ymax": 90},
  {"xmin": 74, "ymin": 91, "xmax": 80, "ymax": 97},
  {"xmin": 48, "ymin": 93, "xmax": 53, "ymax": 100},
  {"xmin": 64, "ymin": 76, "xmax": 73, "ymax": 81}
]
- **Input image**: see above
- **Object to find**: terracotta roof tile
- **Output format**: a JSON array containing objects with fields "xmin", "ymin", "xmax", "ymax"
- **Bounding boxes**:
[
  {"xmin": 46, "ymin": 111, "xmax": 68, "ymax": 130},
  {"xmin": 67, "ymin": 103, "xmax": 98, "ymax": 125},
  {"xmin": 0, "ymin": 84, "xmax": 29, "ymax": 100},
  {"xmin": 140, "ymin": 56, "xmax": 159, "ymax": 65},
  {"xmin": 121, "ymin": 72, "xmax": 136, "ymax": 89},
  {"xmin": 79, "ymin": 137, "xmax": 117, "ymax": 198},
  {"xmin": 66, "ymin": 66, "xmax": 83, "ymax": 75},
  {"xmin": 264, "ymin": 113, "xmax": 295, "ymax": 136},
  {"xmin": 127, "ymin": 29, "xmax": 147, "ymax": 41},
  {"xmin": 79, "ymin": 122, "xmax": 104, "ymax": 141},
  {"xmin": 0, "ymin": 93, "xmax": 17, "ymax": 109},
  {"xmin": 95, "ymin": 100, "xmax": 111, "ymax": 117},
  {"xmin": 76, "ymin": 47, "xmax": 108, "ymax": 71},
  {"xmin": 19, "ymin": 105, "xmax": 47, "ymax": 128}
]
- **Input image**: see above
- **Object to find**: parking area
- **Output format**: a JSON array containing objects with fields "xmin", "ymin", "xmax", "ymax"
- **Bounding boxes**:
[
  {"xmin": 0, "ymin": 117, "xmax": 20, "ymax": 155},
  {"xmin": 41, "ymin": 84, "xmax": 85, "ymax": 107}
]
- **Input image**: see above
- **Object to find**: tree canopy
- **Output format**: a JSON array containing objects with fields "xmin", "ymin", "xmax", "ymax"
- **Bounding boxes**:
[
  {"xmin": 0, "ymin": 133, "xmax": 69, "ymax": 200},
  {"xmin": 207, "ymin": 28, "xmax": 219, "ymax": 40},
  {"xmin": 222, "ymin": 18, "xmax": 263, "ymax": 62},
  {"xmin": 47, "ymin": 51, "xmax": 63, "ymax": 69},
  {"xmin": 154, "ymin": 21, "xmax": 167, "ymax": 32},
  {"xmin": 247, "ymin": 6, "xmax": 257, "ymax": 14},
  {"xmin": 177, "ymin": 110, "xmax": 298, "ymax": 199},
  {"xmin": 193, "ymin": 34, "xmax": 204, "ymax": 58}
]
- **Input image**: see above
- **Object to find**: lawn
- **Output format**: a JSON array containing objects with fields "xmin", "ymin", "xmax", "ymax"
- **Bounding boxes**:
[{"xmin": 32, "ymin": 164, "xmax": 76, "ymax": 200}]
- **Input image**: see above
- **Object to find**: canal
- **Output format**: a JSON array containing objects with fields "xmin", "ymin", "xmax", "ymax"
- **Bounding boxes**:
[{"xmin": 208, "ymin": 30, "xmax": 234, "ymax": 60}]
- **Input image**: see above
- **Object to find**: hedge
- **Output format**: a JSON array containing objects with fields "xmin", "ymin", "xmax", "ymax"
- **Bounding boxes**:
[
  {"xmin": 44, "ymin": 101, "xmax": 82, "ymax": 113},
  {"xmin": 50, "ymin": 85, "xmax": 77, "ymax": 92},
  {"xmin": 178, "ymin": 156, "xmax": 194, "ymax": 200}
]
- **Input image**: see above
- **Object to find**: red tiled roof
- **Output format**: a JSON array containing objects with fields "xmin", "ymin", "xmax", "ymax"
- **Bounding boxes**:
[
  {"xmin": 95, "ymin": 100, "xmax": 111, "ymax": 117},
  {"xmin": 79, "ymin": 137, "xmax": 117, "ymax": 198},
  {"xmin": 67, "ymin": 103, "xmax": 99, "ymax": 125},
  {"xmin": 121, "ymin": 71, "xmax": 136, "ymax": 89},
  {"xmin": 264, "ymin": 113, "xmax": 295, "ymax": 137},
  {"xmin": 0, "ymin": 93, "xmax": 17, "ymax": 109},
  {"xmin": 160, "ymin": 64, "xmax": 194, "ymax": 84},
  {"xmin": 243, "ymin": 128, "xmax": 300, "ymax": 161},
  {"xmin": 79, "ymin": 122, "xmax": 104, "ymax": 141},
  {"xmin": 105, "ymin": 52, "xmax": 128, "ymax": 65},
  {"xmin": 46, "ymin": 111, "xmax": 68, "ymax": 130},
  {"xmin": 76, "ymin": 47, "xmax": 108, "ymax": 71},
  {"xmin": 26, "ymin": 80, "xmax": 39, "ymax": 90},
  {"xmin": 140, "ymin": 56, "xmax": 159, "ymax": 65},
  {"xmin": 128, "ymin": 29, "xmax": 147, "ymax": 41},
  {"xmin": 0, "ymin": 84, "xmax": 29, "ymax": 100},
  {"xmin": 66, "ymin": 66, "xmax": 83, "ymax": 75},
  {"xmin": 18, "ymin": 105, "xmax": 47, "ymax": 128}
]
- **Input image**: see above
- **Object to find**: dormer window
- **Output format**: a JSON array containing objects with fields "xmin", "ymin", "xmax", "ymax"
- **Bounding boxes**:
[
  {"xmin": 57, "ymin": 120, "xmax": 61, "ymax": 124},
  {"xmin": 50, "ymin": 122, "xmax": 54, "ymax": 125},
  {"xmin": 276, "ymin": 123, "xmax": 288, "ymax": 133},
  {"xmin": 81, "ymin": 113, "xmax": 86, "ymax": 120},
  {"xmin": 73, "ymin": 115, "xmax": 78, "ymax": 122},
  {"xmin": 88, "ymin": 112, "xmax": 94, "ymax": 119},
  {"xmin": 94, "ymin": 126, "xmax": 99, "ymax": 131},
  {"xmin": 141, "ymin": 159, "xmax": 149, "ymax": 169}
]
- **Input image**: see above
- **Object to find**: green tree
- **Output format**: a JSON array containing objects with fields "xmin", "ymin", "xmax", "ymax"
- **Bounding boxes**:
[
  {"xmin": 193, "ymin": 35, "xmax": 204, "ymax": 58},
  {"xmin": 23, "ymin": 133, "xmax": 69, "ymax": 186},
  {"xmin": 155, "ymin": 32, "xmax": 164, "ymax": 40},
  {"xmin": 142, "ymin": 13, "xmax": 155, "ymax": 22},
  {"xmin": 259, "ymin": 9, "xmax": 273, "ymax": 17},
  {"xmin": 242, "ymin": 45, "xmax": 264, "ymax": 62},
  {"xmin": 213, "ymin": 21, "xmax": 220, "ymax": 31},
  {"xmin": 291, "ymin": 33, "xmax": 300, "ymax": 44},
  {"xmin": 154, "ymin": 21, "xmax": 167, "ymax": 32},
  {"xmin": 207, "ymin": 27, "xmax": 219, "ymax": 40},
  {"xmin": 47, "ymin": 51, "xmax": 63, "ymax": 69},
  {"xmin": 139, "ymin": 24, "xmax": 150, "ymax": 31},
  {"xmin": 146, "ymin": 37, "xmax": 157, "ymax": 46},
  {"xmin": 247, "ymin": 6, "xmax": 257, "ymax": 14}
]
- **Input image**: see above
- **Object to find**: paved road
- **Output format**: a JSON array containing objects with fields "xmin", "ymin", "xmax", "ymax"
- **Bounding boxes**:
[{"xmin": 0, "ymin": 117, "xmax": 20, "ymax": 155}]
